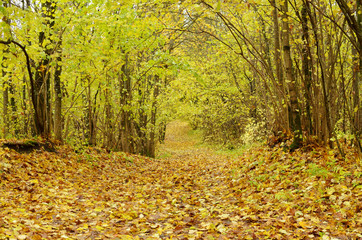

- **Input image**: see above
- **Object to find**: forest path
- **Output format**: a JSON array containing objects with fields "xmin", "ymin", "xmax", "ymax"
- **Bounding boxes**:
[
  {"xmin": 0, "ymin": 121, "xmax": 248, "ymax": 239},
  {"xmin": 1, "ymin": 121, "xmax": 359, "ymax": 239},
  {"xmin": 157, "ymin": 120, "xmax": 209, "ymax": 157},
  {"xmin": 147, "ymin": 120, "xmax": 245, "ymax": 238}
]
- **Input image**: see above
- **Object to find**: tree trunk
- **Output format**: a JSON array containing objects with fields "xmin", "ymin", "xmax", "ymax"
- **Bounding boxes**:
[
  {"xmin": 22, "ymin": 74, "xmax": 29, "ymax": 136},
  {"xmin": 2, "ymin": 0, "xmax": 11, "ymax": 138},
  {"xmin": 119, "ymin": 53, "xmax": 134, "ymax": 153},
  {"xmin": 87, "ymin": 77, "xmax": 97, "ymax": 146},
  {"xmin": 307, "ymin": 2, "xmax": 334, "ymax": 147},
  {"xmin": 54, "ymin": 54, "xmax": 62, "ymax": 142},
  {"xmin": 34, "ymin": 0, "xmax": 56, "ymax": 138},
  {"xmin": 136, "ymin": 85, "xmax": 148, "ymax": 155},
  {"xmin": 301, "ymin": 3, "xmax": 313, "ymax": 136},
  {"xmin": 335, "ymin": 0, "xmax": 362, "ymax": 151},
  {"xmin": 271, "ymin": 0, "xmax": 288, "ymax": 133},
  {"xmin": 271, "ymin": 0, "xmax": 283, "ymax": 88},
  {"xmin": 2, "ymin": 81, "xmax": 9, "ymax": 138},
  {"xmin": 355, "ymin": 1, "xmax": 362, "ymax": 149},
  {"xmin": 146, "ymin": 75, "xmax": 160, "ymax": 158},
  {"xmin": 105, "ymin": 73, "xmax": 114, "ymax": 148},
  {"xmin": 282, "ymin": 0, "xmax": 302, "ymax": 150}
]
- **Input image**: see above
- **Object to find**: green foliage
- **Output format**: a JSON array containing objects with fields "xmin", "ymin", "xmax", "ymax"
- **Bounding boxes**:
[
  {"xmin": 242, "ymin": 118, "xmax": 269, "ymax": 145},
  {"xmin": 274, "ymin": 190, "xmax": 293, "ymax": 201},
  {"xmin": 120, "ymin": 152, "xmax": 134, "ymax": 163},
  {"xmin": 307, "ymin": 163, "xmax": 330, "ymax": 178},
  {"xmin": 1, "ymin": 0, "xmax": 361, "ymax": 156}
]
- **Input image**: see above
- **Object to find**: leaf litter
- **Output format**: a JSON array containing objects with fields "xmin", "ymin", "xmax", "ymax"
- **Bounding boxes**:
[{"xmin": 0, "ymin": 136, "xmax": 361, "ymax": 239}]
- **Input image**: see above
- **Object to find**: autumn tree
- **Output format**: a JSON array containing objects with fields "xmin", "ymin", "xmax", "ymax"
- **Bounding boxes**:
[{"xmin": 1, "ymin": 0, "xmax": 361, "ymax": 155}]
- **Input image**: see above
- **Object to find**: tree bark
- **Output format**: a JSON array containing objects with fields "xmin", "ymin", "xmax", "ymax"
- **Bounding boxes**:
[
  {"xmin": 147, "ymin": 75, "xmax": 160, "ymax": 158},
  {"xmin": 355, "ymin": 1, "xmax": 362, "ymax": 148},
  {"xmin": 105, "ymin": 72, "xmax": 114, "ymax": 148},
  {"xmin": 54, "ymin": 54, "xmax": 63, "ymax": 142},
  {"xmin": 281, "ymin": 0, "xmax": 302, "ymax": 150},
  {"xmin": 307, "ymin": 2, "xmax": 334, "ymax": 147},
  {"xmin": 34, "ymin": 0, "xmax": 56, "ymax": 138},
  {"xmin": 1, "ymin": 0, "xmax": 10, "ymax": 138},
  {"xmin": 301, "ymin": 3, "xmax": 313, "ymax": 136},
  {"xmin": 119, "ymin": 53, "xmax": 134, "ymax": 153},
  {"xmin": 270, "ymin": 0, "xmax": 288, "ymax": 133},
  {"xmin": 2, "ymin": 81, "xmax": 9, "ymax": 138},
  {"xmin": 87, "ymin": 77, "xmax": 97, "ymax": 146},
  {"xmin": 335, "ymin": 0, "xmax": 362, "ymax": 150}
]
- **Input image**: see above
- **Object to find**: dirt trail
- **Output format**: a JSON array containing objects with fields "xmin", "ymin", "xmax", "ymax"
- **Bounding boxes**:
[
  {"xmin": 1, "ymin": 121, "xmax": 244, "ymax": 239},
  {"xmin": 158, "ymin": 120, "xmax": 203, "ymax": 155},
  {"xmin": 1, "ymin": 121, "xmax": 360, "ymax": 239},
  {"xmin": 147, "ymin": 120, "xmax": 244, "ymax": 238}
]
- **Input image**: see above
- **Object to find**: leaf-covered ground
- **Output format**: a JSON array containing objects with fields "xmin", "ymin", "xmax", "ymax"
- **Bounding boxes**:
[{"xmin": 0, "ymin": 121, "xmax": 361, "ymax": 239}]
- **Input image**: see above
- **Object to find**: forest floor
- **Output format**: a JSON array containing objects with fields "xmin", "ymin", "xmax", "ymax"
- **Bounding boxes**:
[{"xmin": 0, "ymin": 121, "xmax": 361, "ymax": 240}]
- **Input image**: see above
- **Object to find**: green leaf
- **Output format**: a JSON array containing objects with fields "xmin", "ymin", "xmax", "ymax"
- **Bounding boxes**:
[
  {"xmin": 0, "ymin": 6, "xmax": 6, "ymax": 15},
  {"xmin": 216, "ymin": 0, "xmax": 221, "ymax": 12}
]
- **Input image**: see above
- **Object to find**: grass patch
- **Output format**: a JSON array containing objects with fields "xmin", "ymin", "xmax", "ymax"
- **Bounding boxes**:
[
  {"xmin": 156, "ymin": 151, "xmax": 173, "ymax": 159},
  {"xmin": 213, "ymin": 142, "xmax": 263, "ymax": 157},
  {"xmin": 307, "ymin": 163, "xmax": 330, "ymax": 178}
]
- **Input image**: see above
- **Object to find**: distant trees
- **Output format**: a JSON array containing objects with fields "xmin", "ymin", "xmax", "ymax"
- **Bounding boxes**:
[
  {"xmin": 173, "ymin": 0, "xmax": 361, "ymax": 152},
  {"xmin": 334, "ymin": 0, "xmax": 362, "ymax": 150},
  {"xmin": 0, "ymin": 0, "xmax": 361, "ymax": 154},
  {"xmin": 0, "ymin": 0, "xmax": 184, "ymax": 157}
]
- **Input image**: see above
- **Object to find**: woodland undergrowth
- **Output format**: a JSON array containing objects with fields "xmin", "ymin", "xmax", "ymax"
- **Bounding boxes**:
[{"xmin": 0, "ymin": 123, "xmax": 361, "ymax": 239}]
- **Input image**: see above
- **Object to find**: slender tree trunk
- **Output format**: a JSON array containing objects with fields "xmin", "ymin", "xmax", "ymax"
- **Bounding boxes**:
[
  {"xmin": 1, "ymin": 0, "xmax": 11, "ymax": 138},
  {"xmin": 334, "ymin": 0, "xmax": 362, "ymax": 151},
  {"xmin": 271, "ymin": 0, "xmax": 283, "ymax": 88},
  {"xmin": 9, "ymin": 80, "xmax": 18, "ymax": 136},
  {"xmin": 54, "ymin": 54, "xmax": 62, "ymax": 142},
  {"xmin": 21, "ymin": 0, "xmax": 30, "ymax": 137},
  {"xmin": 301, "ymin": 3, "xmax": 313, "ymax": 136},
  {"xmin": 63, "ymin": 77, "xmax": 78, "ymax": 141},
  {"xmin": 119, "ymin": 53, "xmax": 134, "ymax": 153},
  {"xmin": 270, "ymin": 0, "xmax": 288, "ymax": 133},
  {"xmin": 247, "ymin": 62, "xmax": 257, "ymax": 119},
  {"xmin": 22, "ymin": 74, "xmax": 28, "ymax": 136},
  {"xmin": 105, "ymin": 73, "xmax": 114, "ymax": 148},
  {"xmin": 282, "ymin": 0, "xmax": 302, "ymax": 149},
  {"xmin": 3, "ymin": 81, "xmax": 9, "ymax": 138},
  {"xmin": 136, "ymin": 76, "xmax": 148, "ymax": 155},
  {"xmin": 147, "ymin": 75, "xmax": 160, "ymax": 158},
  {"xmin": 34, "ymin": 0, "xmax": 56, "ymax": 138},
  {"xmin": 354, "ymin": 1, "xmax": 362, "ymax": 149},
  {"xmin": 307, "ymin": 3, "xmax": 334, "ymax": 147},
  {"xmin": 87, "ymin": 77, "xmax": 97, "ymax": 146}
]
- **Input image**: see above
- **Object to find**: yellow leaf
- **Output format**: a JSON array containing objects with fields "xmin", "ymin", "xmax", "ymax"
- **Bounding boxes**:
[
  {"xmin": 216, "ymin": 223, "xmax": 227, "ymax": 233},
  {"xmin": 95, "ymin": 226, "xmax": 104, "ymax": 231},
  {"xmin": 219, "ymin": 213, "xmax": 229, "ymax": 219},
  {"xmin": 298, "ymin": 221, "xmax": 308, "ymax": 229},
  {"xmin": 120, "ymin": 235, "xmax": 133, "ymax": 240},
  {"xmin": 29, "ymin": 179, "xmax": 39, "ymax": 184},
  {"xmin": 31, "ymin": 234, "xmax": 42, "ymax": 240},
  {"xmin": 322, "ymin": 235, "xmax": 330, "ymax": 240},
  {"xmin": 17, "ymin": 235, "xmax": 27, "ymax": 240},
  {"xmin": 17, "ymin": 208, "xmax": 26, "ymax": 213},
  {"xmin": 327, "ymin": 187, "xmax": 335, "ymax": 195},
  {"xmin": 77, "ymin": 224, "xmax": 88, "ymax": 231},
  {"xmin": 94, "ymin": 207, "xmax": 104, "ymax": 212},
  {"xmin": 311, "ymin": 217, "xmax": 320, "ymax": 223},
  {"xmin": 122, "ymin": 213, "xmax": 134, "ymax": 220}
]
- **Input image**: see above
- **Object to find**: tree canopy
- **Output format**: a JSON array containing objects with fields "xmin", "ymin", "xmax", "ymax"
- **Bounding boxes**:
[{"xmin": 1, "ymin": 0, "xmax": 361, "ymax": 156}]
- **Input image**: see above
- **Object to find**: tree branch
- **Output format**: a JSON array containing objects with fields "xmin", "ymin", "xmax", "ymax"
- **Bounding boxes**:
[{"xmin": 0, "ymin": 39, "xmax": 38, "ymax": 116}]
